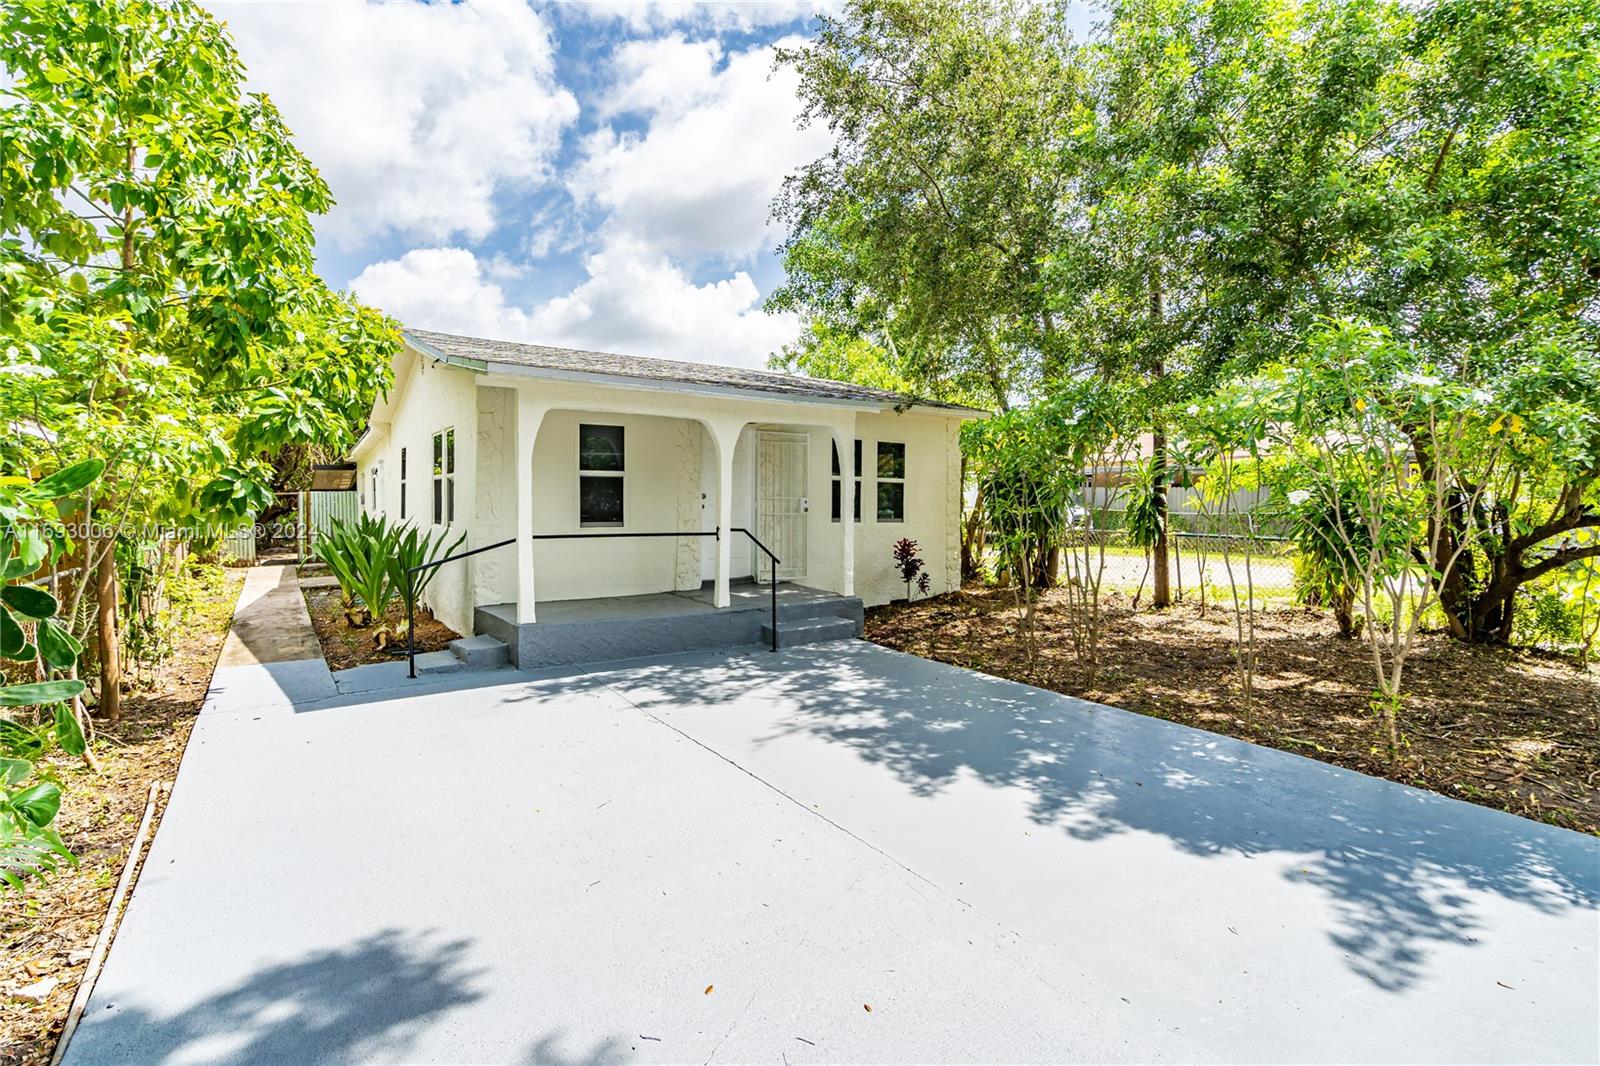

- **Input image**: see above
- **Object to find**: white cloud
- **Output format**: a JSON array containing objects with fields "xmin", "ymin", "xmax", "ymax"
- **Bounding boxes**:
[
  {"xmin": 564, "ymin": 1, "xmax": 833, "ymax": 33},
  {"xmin": 209, "ymin": 0, "xmax": 577, "ymax": 248},
  {"xmin": 350, "ymin": 244, "xmax": 799, "ymax": 368},
  {"xmin": 569, "ymin": 34, "xmax": 833, "ymax": 259},
  {"xmin": 594, "ymin": 33, "xmax": 722, "ymax": 119}
]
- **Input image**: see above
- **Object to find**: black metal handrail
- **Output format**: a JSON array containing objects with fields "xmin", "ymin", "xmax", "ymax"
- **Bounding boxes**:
[
  {"xmin": 405, "ymin": 535, "xmax": 516, "ymax": 678},
  {"xmin": 730, "ymin": 527, "xmax": 782, "ymax": 653},
  {"xmin": 404, "ymin": 526, "xmax": 781, "ymax": 677}
]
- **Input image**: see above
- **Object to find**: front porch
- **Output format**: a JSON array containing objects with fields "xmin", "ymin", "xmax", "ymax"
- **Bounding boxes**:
[
  {"xmin": 452, "ymin": 382, "xmax": 866, "ymax": 667},
  {"xmin": 475, "ymin": 580, "xmax": 863, "ymax": 669}
]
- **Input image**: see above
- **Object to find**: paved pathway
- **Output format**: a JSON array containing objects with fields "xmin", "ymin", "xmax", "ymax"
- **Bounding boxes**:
[{"xmin": 59, "ymin": 578, "xmax": 1600, "ymax": 1065}]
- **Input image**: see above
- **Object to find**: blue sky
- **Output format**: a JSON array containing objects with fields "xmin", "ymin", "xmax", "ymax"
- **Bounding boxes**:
[{"xmin": 206, "ymin": 0, "xmax": 840, "ymax": 368}]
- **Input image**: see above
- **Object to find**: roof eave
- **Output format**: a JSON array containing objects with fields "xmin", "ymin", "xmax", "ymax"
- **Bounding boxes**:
[
  {"xmin": 476, "ymin": 358, "xmax": 980, "ymax": 415},
  {"xmin": 405, "ymin": 332, "xmax": 488, "ymax": 373},
  {"xmin": 402, "ymin": 328, "xmax": 987, "ymax": 416}
]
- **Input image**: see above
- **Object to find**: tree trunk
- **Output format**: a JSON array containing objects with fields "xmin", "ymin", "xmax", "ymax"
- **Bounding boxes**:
[
  {"xmin": 94, "ymin": 536, "xmax": 121, "ymax": 722},
  {"xmin": 1148, "ymin": 270, "xmax": 1170, "ymax": 609},
  {"xmin": 1334, "ymin": 588, "xmax": 1357, "ymax": 639},
  {"xmin": 960, "ymin": 470, "xmax": 985, "ymax": 582},
  {"xmin": 1151, "ymin": 428, "xmax": 1171, "ymax": 609}
]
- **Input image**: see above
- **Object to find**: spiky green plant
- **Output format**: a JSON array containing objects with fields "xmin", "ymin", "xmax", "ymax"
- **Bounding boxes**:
[
  {"xmin": 388, "ymin": 524, "xmax": 467, "ymax": 627},
  {"xmin": 313, "ymin": 513, "xmax": 399, "ymax": 626}
]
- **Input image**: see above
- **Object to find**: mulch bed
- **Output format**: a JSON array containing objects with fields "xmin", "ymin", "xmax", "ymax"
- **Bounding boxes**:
[
  {"xmin": 1, "ymin": 566, "xmax": 244, "ymax": 1066},
  {"xmin": 302, "ymin": 586, "xmax": 459, "ymax": 672},
  {"xmin": 865, "ymin": 586, "xmax": 1600, "ymax": 837}
]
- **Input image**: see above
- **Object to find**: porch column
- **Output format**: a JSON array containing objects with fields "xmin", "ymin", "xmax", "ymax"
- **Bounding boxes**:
[
  {"xmin": 833, "ymin": 424, "xmax": 856, "ymax": 597},
  {"xmin": 709, "ymin": 421, "xmax": 743, "ymax": 609},
  {"xmin": 515, "ymin": 394, "xmax": 546, "ymax": 624}
]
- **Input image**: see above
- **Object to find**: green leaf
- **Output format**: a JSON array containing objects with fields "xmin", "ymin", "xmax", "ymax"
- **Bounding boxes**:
[
  {"xmin": 32, "ymin": 459, "xmax": 104, "ymax": 499},
  {"xmin": 0, "ymin": 606, "xmax": 23, "ymax": 659},
  {"xmin": 0, "ymin": 832, "xmax": 75, "ymax": 892},
  {"xmin": 36, "ymin": 619, "xmax": 83, "ymax": 670},
  {"xmin": 3, "ymin": 531, "xmax": 47, "ymax": 579},
  {"xmin": 52, "ymin": 705, "xmax": 85, "ymax": 757},
  {"xmin": 0, "ymin": 719, "xmax": 44, "ymax": 760},
  {"xmin": 0, "ymin": 679, "xmax": 86, "ymax": 708},
  {"xmin": 0, "ymin": 757, "xmax": 31, "ymax": 787},
  {"xmin": 1, "ymin": 583, "xmax": 57, "ymax": 621},
  {"xmin": 8, "ymin": 782, "xmax": 61, "ymax": 828}
]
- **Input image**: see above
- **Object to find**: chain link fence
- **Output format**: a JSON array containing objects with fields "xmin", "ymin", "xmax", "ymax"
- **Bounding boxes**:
[{"xmin": 1064, "ymin": 510, "xmax": 1299, "ymax": 602}]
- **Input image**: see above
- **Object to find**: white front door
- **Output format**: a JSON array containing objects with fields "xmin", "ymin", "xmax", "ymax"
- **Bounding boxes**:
[{"xmin": 756, "ymin": 431, "xmax": 808, "ymax": 582}]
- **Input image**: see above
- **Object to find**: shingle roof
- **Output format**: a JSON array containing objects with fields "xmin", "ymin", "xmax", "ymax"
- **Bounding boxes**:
[{"xmin": 404, "ymin": 329, "xmax": 983, "ymax": 414}]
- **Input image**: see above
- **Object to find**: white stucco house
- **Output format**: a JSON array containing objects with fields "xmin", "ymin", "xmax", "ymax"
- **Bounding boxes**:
[{"xmin": 349, "ymin": 329, "xmax": 984, "ymax": 667}]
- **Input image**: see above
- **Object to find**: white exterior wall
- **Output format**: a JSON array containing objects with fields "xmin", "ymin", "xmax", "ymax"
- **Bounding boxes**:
[
  {"xmin": 473, "ymin": 386, "xmax": 517, "ymax": 609},
  {"xmin": 354, "ymin": 350, "xmax": 974, "ymax": 631},
  {"xmin": 529, "ymin": 410, "xmax": 703, "ymax": 601},
  {"xmin": 351, "ymin": 355, "xmax": 479, "ymax": 637},
  {"xmin": 847, "ymin": 410, "xmax": 963, "ymax": 606}
]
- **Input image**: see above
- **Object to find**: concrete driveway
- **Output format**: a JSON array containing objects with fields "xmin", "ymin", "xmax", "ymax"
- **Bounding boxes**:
[{"xmin": 65, "ymin": 640, "xmax": 1598, "ymax": 1065}]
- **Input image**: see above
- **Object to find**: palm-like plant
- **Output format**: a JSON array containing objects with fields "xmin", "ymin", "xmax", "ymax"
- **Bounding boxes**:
[
  {"xmin": 388, "ymin": 524, "xmax": 467, "ymax": 627},
  {"xmin": 313, "ymin": 514, "xmax": 399, "ymax": 626}
]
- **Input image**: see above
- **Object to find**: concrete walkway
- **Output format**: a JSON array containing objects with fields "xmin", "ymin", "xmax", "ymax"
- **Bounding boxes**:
[
  {"xmin": 59, "ymin": 589, "xmax": 1600, "ymax": 1064},
  {"xmin": 208, "ymin": 564, "xmax": 336, "ymax": 707}
]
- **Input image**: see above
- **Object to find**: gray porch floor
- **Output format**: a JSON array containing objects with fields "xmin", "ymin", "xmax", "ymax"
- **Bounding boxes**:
[{"xmin": 476, "ymin": 581, "xmax": 864, "ymax": 668}]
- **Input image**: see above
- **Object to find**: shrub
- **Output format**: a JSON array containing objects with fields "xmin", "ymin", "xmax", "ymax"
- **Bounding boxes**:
[
  {"xmin": 313, "ymin": 514, "xmax": 400, "ymax": 626},
  {"xmin": 388, "ymin": 524, "xmax": 467, "ymax": 630},
  {"xmin": 892, "ymin": 538, "xmax": 925, "ymax": 601}
]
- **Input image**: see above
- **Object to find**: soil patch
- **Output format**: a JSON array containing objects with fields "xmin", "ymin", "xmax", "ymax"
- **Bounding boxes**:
[
  {"xmin": 866, "ymin": 586, "xmax": 1600, "ymax": 836},
  {"xmin": 1, "ymin": 566, "xmax": 243, "ymax": 1066},
  {"xmin": 302, "ymin": 586, "xmax": 459, "ymax": 671}
]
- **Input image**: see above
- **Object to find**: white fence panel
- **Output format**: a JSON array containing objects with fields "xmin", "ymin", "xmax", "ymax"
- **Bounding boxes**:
[
  {"xmin": 309, "ymin": 490, "xmax": 358, "ymax": 546},
  {"xmin": 222, "ymin": 526, "xmax": 256, "ymax": 565}
]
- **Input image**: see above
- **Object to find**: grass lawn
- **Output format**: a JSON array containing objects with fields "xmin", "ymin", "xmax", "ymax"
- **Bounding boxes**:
[{"xmin": 866, "ymin": 585, "xmax": 1600, "ymax": 836}]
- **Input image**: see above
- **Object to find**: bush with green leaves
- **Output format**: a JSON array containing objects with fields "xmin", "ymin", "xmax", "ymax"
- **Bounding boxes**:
[
  {"xmin": 1280, "ymin": 473, "xmax": 1377, "ymax": 640},
  {"xmin": 1, "ymin": 459, "xmax": 100, "ymax": 890}
]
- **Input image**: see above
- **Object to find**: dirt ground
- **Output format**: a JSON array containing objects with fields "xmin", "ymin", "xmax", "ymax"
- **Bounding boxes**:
[
  {"xmin": 866, "ymin": 586, "xmax": 1600, "ymax": 837},
  {"xmin": 302, "ymin": 585, "xmax": 460, "ymax": 671},
  {"xmin": 0, "ymin": 566, "xmax": 243, "ymax": 1066}
]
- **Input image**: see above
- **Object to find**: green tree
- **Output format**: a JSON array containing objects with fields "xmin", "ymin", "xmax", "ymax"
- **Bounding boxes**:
[
  {"xmin": 1068, "ymin": 0, "xmax": 1600, "ymax": 639},
  {"xmin": 1, "ymin": 0, "xmax": 398, "ymax": 717},
  {"xmin": 770, "ymin": 0, "xmax": 1088, "ymax": 410}
]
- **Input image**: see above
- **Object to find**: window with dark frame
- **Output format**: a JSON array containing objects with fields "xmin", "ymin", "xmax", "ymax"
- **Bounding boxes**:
[
  {"xmin": 432, "ymin": 428, "xmax": 455, "ymax": 524},
  {"xmin": 399, "ymin": 448, "xmax": 407, "ymax": 519},
  {"xmin": 830, "ymin": 439, "xmax": 862, "ymax": 522},
  {"xmin": 579, "ymin": 423, "xmax": 625, "ymax": 527},
  {"xmin": 876, "ymin": 441, "xmax": 905, "ymax": 521}
]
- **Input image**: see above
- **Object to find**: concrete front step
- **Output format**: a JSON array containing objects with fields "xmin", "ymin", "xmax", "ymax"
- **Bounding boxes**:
[
  {"xmin": 412, "ymin": 650, "xmax": 464, "ymax": 676},
  {"xmin": 450, "ymin": 634, "xmax": 509, "ymax": 668},
  {"xmin": 413, "ymin": 636, "xmax": 512, "ymax": 676},
  {"xmin": 760, "ymin": 616, "xmax": 859, "ymax": 650}
]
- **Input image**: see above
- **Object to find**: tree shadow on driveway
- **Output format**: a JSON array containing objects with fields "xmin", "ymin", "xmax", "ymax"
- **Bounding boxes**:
[
  {"xmin": 64, "ymin": 926, "xmax": 627, "ymax": 1066},
  {"xmin": 595, "ymin": 643, "xmax": 1600, "ymax": 994}
]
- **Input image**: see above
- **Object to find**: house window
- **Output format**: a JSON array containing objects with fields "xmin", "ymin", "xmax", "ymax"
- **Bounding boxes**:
[
  {"xmin": 831, "ymin": 439, "xmax": 861, "ymax": 523},
  {"xmin": 578, "ymin": 423, "xmax": 624, "ymax": 527},
  {"xmin": 399, "ymin": 448, "xmax": 407, "ymax": 519},
  {"xmin": 876, "ymin": 441, "xmax": 905, "ymax": 521},
  {"xmin": 432, "ymin": 428, "xmax": 456, "ymax": 525}
]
